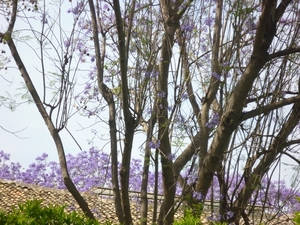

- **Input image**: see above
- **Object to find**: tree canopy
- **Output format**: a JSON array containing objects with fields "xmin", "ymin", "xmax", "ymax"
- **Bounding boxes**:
[{"xmin": 1, "ymin": 0, "xmax": 300, "ymax": 224}]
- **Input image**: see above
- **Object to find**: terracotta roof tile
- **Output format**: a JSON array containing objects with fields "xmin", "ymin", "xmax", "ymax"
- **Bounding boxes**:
[
  {"xmin": 0, "ymin": 179, "xmax": 295, "ymax": 224},
  {"xmin": 0, "ymin": 179, "xmax": 183, "ymax": 224}
]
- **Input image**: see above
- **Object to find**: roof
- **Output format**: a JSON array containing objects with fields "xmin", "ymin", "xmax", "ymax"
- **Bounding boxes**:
[
  {"xmin": 0, "ymin": 179, "xmax": 182, "ymax": 224},
  {"xmin": 0, "ymin": 179, "xmax": 295, "ymax": 224}
]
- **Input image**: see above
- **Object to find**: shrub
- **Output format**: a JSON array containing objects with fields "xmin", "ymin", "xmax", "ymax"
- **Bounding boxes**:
[
  {"xmin": 174, "ymin": 208, "xmax": 202, "ymax": 225},
  {"xmin": 293, "ymin": 197, "xmax": 300, "ymax": 224},
  {"xmin": 0, "ymin": 199, "xmax": 101, "ymax": 225}
]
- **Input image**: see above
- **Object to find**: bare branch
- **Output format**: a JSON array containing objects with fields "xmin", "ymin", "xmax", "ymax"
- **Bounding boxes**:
[
  {"xmin": 283, "ymin": 139, "xmax": 300, "ymax": 148},
  {"xmin": 242, "ymin": 95, "xmax": 300, "ymax": 121},
  {"xmin": 7, "ymin": 0, "xmax": 18, "ymax": 34},
  {"xmin": 267, "ymin": 47, "xmax": 300, "ymax": 61},
  {"xmin": 0, "ymin": 125, "xmax": 28, "ymax": 139},
  {"xmin": 282, "ymin": 151, "xmax": 300, "ymax": 165}
]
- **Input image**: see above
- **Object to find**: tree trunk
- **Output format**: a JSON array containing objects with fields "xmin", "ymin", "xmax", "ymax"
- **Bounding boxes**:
[
  {"xmin": 157, "ymin": 24, "xmax": 177, "ymax": 225},
  {"xmin": 87, "ymin": 0, "xmax": 125, "ymax": 222},
  {"xmin": 6, "ymin": 36, "xmax": 95, "ymax": 219}
]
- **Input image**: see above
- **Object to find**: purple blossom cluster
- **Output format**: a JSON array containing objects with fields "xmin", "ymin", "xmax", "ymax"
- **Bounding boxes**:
[
  {"xmin": 0, "ymin": 149, "xmax": 163, "ymax": 194},
  {"xmin": 206, "ymin": 112, "xmax": 220, "ymax": 128},
  {"xmin": 149, "ymin": 140, "xmax": 160, "ymax": 149},
  {"xmin": 145, "ymin": 70, "xmax": 159, "ymax": 78},
  {"xmin": 157, "ymin": 91, "xmax": 166, "ymax": 98},
  {"xmin": 212, "ymin": 72, "xmax": 221, "ymax": 80},
  {"xmin": 67, "ymin": 1, "xmax": 84, "ymax": 15},
  {"xmin": 1, "ymin": 149, "xmax": 300, "ymax": 215}
]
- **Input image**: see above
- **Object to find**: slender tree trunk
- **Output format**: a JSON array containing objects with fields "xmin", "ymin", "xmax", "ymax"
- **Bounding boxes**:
[
  {"xmin": 52, "ymin": 130, "xmax": 95, "ymax": 219},
  {"xmin": 156, "ymin": 1, "xmax": 189, "ymax": 223},
  {"xmin": 198, "ymin": 0, "xmax": 223, "ymax": 173},
  {"xmin": 6, "ymin": 36, "xmax": 95, "ymax": 219},
  {"xmin": 111, "ymin": 0, "xmax": 137, "ymax": 223},
  {"xmin": 109, "ymin": 103, "xmax": 125, "ymax": 223},
  {"xmin": 153, "ymin": 148, "xmax": 159, "ymax": 224},
  {"xmin": 140, "ymin": 145, "xmax": 151, "ymax": 225},
  {"xmin": 157, "ymin": 25, "xmax": 177, "ymax": 225},
  {"xmin": 87, "ymin": 0, "xmax": 125, "ymax": 222},
  {"xmin": 140, "ymin": 112, "xmax": 157, "ymax": 225},
  {"xmin": 120, "ymin": 128, "xmax": 135, "ymax": 225}
]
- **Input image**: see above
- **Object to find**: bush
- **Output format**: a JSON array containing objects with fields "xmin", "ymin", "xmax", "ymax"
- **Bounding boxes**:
[
  {"xmin": 174, "ymin": 209, "xmax": 202, "ymax": 225},
  {"xmin": 293, "ymin": 197, "xmax": 300, "ymax": 224},
  {"xmin": 0, "ymin": 199, "xmax": 101, "ymax": 225}
]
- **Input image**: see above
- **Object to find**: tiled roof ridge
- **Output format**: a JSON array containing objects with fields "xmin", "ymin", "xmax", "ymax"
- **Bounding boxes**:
[
  {"xmin": 0, "ymin": 179, "xmax": 123, "ymax": 224},
  {"xmin": 0, "ymin": 179, "xmax": 76, "ymax": 196},
  {"xmin": 0, "ymin": 179, "xmax": 295, "ymax": 225},
  {"xmin": 0, "ymin": 179, "xmax": 183, "ymax": 224}
]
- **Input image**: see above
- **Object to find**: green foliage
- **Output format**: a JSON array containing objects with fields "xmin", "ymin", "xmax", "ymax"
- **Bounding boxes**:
[
  {"xmin": 174, "ymin": 209, "xmax": 202, "ymax": 225},
  {"xmin": 293, "ymin": 197, "xmax": 300, "ymax": 224},
  {"xmin": 209, "ymin": 222, "xmax": 229, "ymax": 225},
  {"xmin": 0, "ymin": 199, "xmax": 101, "ymax": 225}
]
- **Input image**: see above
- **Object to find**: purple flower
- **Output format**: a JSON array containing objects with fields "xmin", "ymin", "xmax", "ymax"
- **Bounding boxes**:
[
  {"xmin": 181, "ymin": 19, "xmax": 194, "ymax": 33},
  {"xmin": 104, "ymin": 76, "xmax": 110, "ymax": 82},
  {"xmin": 222, "ymin": 62, "xmax": 230, "ymax": 66},
  {"xmin": 35, "ymin": 153, "xmax": 48, "ymax": 161},
  {"xmin": 212, "ymin": 72, "xmax": 221, "ymax": 80},
  {"xmin": 84, "ymin": 83, "xmax": 92, "ymax": 94},
  {"xmin": 167, "ymin": 153, "xmax": 176, "ymax": 161},
  {"xmin": 204, "ymin": 17, "xmax": 214, "ymax": 26},
  {"xmin": 102, "ymin": 4, "xmax": 109, "ymax": 11},
  {"xmin": 91, "ymin": 56, "xmax": 95, "ymax": 62},
  {"xmin": 206, "ymin": 112, "xmax": 219, "ymax": 128},
  {"xmin": 152, "ymin": 71, "xmax": 159, "ymax": 77},
  {"xmin": 193, "ymin": 191, "xmax": 204, "ymax": 201},
  {"xmin": 181, "ymin": 93, "xmax": 188, "ymax": 100},
  {"xmin": 64, "ymin": 39, "xmax": 70, "ymax": 48},
  {"xmin": 176, "ymin": 115, "xmax": 186, "ymax": 123},
  {"xmin": 226, "ymin": 211, "xmax": 234, "ymax": 219},
  {"xmin": 72, "ymin": 1, "xmax": 84, "ymax": 15},
  {"xmin": 145, "ymin": 71, "xmax": 151, "ymax": 78},
  {"xmin": 149, "ymin": 140, "xmax": 160, "ymax": 149},
  {"xmin": 145, "ymin": 70, "xmax": 159, "ymax": 78},
  {"xmin": 0, "ymin": 150, "xmax": 10, "ymax": 162},
  {"xmin": 157, "ymin": 91, "xmax": 165, "ymax": 98},
  {"xmin": 207, "ymin": 212, "xmax": 222, "ymax": 222},
  {"xmin": 245, "ymin": 17, "xmax": 256, "ymax": 31},
  {"xmin": 201, "ymin": 44, "xmax": 207, "ymax": 52},
  {"xmin": 76, "ymin": 42, "xmax": 84, "ymax": 51},
  {"xmin": 40, "ymin": 13, "xmax": 48, "ymax": 24}
]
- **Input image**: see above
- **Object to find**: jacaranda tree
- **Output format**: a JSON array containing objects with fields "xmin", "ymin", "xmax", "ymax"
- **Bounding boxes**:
[{"xmin": 1, "ymin": 0, "xmax": 300, "ymax": 224}]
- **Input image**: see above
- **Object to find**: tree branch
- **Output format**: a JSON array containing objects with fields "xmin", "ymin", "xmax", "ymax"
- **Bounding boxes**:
[
  {"xmin": 252, "ymin": 0, "xmax": 276, "ymax": 56},
  {"xmin": 7, "ymin": 0, "xmax": 18, "ymax": 34},
  {"xmin": 241, "ymin": 95, "xmax": 300, "ymax": 121},
  {"xmin": 282, "ymin": 151, "xmax": 300, "ymax": 165},
  {"xmin": 283, "ymin": 139, "xmax": 300, "ymax": 148},
  {"xmin": 267, "ymin": 47, "xmax": 300, "ymax": 61},
  {"xmin": 88, "ymin": 0, "xmax": 124, "ymax": 223}
]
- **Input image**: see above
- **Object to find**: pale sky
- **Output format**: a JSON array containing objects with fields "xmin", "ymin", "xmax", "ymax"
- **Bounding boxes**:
[{"xmin": 0, "ymin": 1, "xmax": 111, "ymax": 167}]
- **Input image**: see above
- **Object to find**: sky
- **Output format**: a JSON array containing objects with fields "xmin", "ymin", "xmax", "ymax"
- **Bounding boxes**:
[
  {"xmin": 0, "ymin": 1, "xmax": 114, "ymax": 167},
  {"xmin": 0, "ymin": 56, "xmax": 96, "ymax": 167}
]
